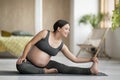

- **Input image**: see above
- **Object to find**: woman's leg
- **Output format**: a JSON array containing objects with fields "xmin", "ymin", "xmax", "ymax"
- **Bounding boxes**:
[
  {"xmin": 16, "ymin": 60, "xmax": 98, "ymax": 74},
  {"xmin": 46, "ymin": 60, "xmax": 93, "ymax": 75},
  {"xmin": 16, "ymin": 60, "xmax": 45, "ymax": 74},
  {"xmin": 16, "ymin": 60, "xmax": 58, "ymax": 74},
  {"xmin": 46, "ymin": 60, "xmax": 91, "ymax": 74}
]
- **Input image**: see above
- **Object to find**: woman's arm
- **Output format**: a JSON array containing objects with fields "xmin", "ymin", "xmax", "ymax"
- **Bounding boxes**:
[
  {"xmin": 17, "ymin": 30, "xmax": 48, "ymax": 64},
  {"xmin": 61, "ymin": 44, "xmax": 92, "ymax": 63}
]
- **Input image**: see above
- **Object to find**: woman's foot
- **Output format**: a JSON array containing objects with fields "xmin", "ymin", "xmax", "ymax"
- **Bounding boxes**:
[
  {"xmin": 43, "ymin": 68, "xmax": 58, "ymax": 74},
  {"xmin": 90, "ymin": 62, "xmax": 99, "ymax": 75}
]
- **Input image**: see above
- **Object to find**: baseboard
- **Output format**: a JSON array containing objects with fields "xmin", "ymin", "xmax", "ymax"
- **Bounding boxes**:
[{"xmin": 0, "ymin": 52, "xmax": 17, "ymax": 58}]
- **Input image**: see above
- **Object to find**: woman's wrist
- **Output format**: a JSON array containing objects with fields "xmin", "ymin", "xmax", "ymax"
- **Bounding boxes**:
[{"xmin": 21, "ymin": 55, "xmax": 26, "ymax": 59}]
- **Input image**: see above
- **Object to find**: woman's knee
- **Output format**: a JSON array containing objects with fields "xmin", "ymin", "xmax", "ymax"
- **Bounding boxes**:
[
  {"xmin": 16, "ymin": 62, "xmax": 45, "ymax": 74},
  {"xmin": 16, "ymin": 63, "xmax": 26, "ymax": 73},
  {"xmin": 16, "ymin": 62, "xmax": 33, "ymax": 74}
]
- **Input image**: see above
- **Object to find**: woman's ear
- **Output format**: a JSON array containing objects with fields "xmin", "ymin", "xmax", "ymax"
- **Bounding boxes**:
[{"xmin": 57, "ymin": 27, "xmax": 61, "ymax": 32}]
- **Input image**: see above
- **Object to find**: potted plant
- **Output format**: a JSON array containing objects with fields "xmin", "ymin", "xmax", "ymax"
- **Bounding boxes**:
[
  {"xmin": 78, "ymin": 13, "xmax": 105, "ymax": 29},
  {"xmin": 112, "ymin": 2, "xmax": 120, "ymax": 30}
]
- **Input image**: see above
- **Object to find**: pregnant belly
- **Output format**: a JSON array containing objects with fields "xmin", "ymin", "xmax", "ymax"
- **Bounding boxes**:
[{"xmin": 27, "ymin": 46, "xmax": 51, "ymax": 67}]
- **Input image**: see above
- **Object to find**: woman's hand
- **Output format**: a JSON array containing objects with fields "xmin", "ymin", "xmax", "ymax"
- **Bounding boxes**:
[
  {"xmin": 16, "ymin": 56, "xmax": 27, "ymax": 64},
  {"xmin": 92, "ymin": 57, "xmax": 98, "ymax": 63}
]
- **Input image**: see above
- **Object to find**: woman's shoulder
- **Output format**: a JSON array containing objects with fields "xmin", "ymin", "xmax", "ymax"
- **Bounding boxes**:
[
  {"xmin": 38, "ymin": 29, "xmax": 49, "ymax": 38},
  {"xmin": 40, "ymin": 29, "xmax": 48, "ymax": 33}
]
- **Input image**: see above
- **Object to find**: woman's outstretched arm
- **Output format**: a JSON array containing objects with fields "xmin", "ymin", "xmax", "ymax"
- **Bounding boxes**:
[{"xmin": 61, "ymin": 44, "xmax": 93, "ymax": 63}]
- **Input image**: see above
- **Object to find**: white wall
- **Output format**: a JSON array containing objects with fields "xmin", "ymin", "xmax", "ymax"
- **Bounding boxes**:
[
  {"xmin": 106, "ymin": 28, "xmax": 120, "ymax": 59},
  {"xmin": 70, "ymin": 0, "xmax": 99, "ymax": 55},
  {"xmin": 111, "ymin": 28, "xmax": 120, "ymax": 59}
]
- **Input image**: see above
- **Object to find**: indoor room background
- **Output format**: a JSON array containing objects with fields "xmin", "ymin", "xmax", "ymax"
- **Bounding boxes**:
[{"xmin": 0, "ymin": 0, "xmax": 120, "ymax": 59}]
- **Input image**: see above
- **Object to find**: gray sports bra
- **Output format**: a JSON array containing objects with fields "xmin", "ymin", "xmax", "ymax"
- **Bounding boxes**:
[{"xmin": 35, "ymin": 30, "xmax": 63, "ymax": 56}]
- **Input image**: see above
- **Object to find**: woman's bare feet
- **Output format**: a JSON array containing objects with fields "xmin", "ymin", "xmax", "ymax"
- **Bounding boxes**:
[
  {"xmin": 90, "ymin": 62, "xmax": 99, "ymax": 75},
  {"xmin": 43, "ymin": 68, "xmax": 58, "ymax": 74}
]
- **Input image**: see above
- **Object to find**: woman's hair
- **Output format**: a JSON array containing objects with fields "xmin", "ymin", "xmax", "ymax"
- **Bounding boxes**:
[{"xmin": 53, "ymin": 20, "xmax": 69, "ymax": 32}]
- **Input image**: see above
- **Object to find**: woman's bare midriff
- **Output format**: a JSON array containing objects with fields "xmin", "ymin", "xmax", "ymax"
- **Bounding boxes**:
[{"xmin": 27, "ymin": 46, "xmax": 51, "ymax": 67}]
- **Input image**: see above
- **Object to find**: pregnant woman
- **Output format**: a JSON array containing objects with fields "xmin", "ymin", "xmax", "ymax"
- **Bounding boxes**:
[{"xmin": 16, "ymin": 20, "xmax": 99, "ymax": 75}]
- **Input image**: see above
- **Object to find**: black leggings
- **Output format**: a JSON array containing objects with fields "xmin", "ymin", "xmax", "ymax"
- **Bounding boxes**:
[{"xmin": 16, "ymin": 60, "xmax": 91, "ymax": 75}]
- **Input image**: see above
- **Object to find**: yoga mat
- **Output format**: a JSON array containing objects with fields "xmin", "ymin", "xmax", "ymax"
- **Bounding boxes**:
[{"xmin": 0, "ymin": 71, "xmax": 107, "ymax": 76}]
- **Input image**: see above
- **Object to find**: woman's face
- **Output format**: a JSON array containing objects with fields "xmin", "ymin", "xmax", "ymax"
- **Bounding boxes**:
[{"xmin": 58, "ymin": 24, "xmax": 70, "ymax": 38}]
